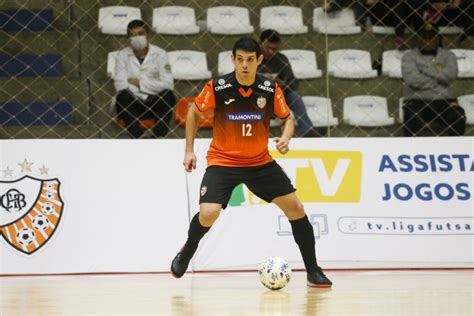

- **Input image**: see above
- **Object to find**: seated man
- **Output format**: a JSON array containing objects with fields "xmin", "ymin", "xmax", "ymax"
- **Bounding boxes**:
[
  {"xmin": 114, "ymin": 19, "xmax": 176, "ymax": 138},
  {"xmin": 259, "ymin": 29, "xmax": 325, "ymax": 137},
  {"xmin": 401, "ymin": 23, "xmax": 466, "ymax": 136}
]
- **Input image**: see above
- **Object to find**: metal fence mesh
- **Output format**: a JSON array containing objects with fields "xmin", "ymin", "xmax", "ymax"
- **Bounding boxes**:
[{"xmin": 0, "ymin": 0, "xmax": 473, "ymax": 139}]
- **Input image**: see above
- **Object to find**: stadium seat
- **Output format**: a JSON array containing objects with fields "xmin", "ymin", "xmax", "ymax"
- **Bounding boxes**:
[
  {"xmin": 439, "ymin": 26, "xmax": 463, "ymax": 35},
  {"xmin": 328, "ymin": 49, "xmax": 378, "ymax": 78},
  {"xmin": 451, "ymin": 49, "xmax": 474, "ymax": 78},
  {"xmin": 458, "ymin": 94, "xmax": 474, "ymax": 124},
  {"xmin": 371, "ymin": 25, "xmax": 395, "ymax": 34},
  {"xmin": 302, "ymin": 96, "xmax": 339, "ymax": 127},
  {"xmin": 0, "ymin": 9, "xmax": 54, "ymax": 32},
  {"xmin": 399, "ymin": 97, "xmax": 405, "ymax": 122},
  {"xmin": 312, "ymin": 8, "xmax": 361, "ymax": 35},
  {"xmin": 106, "ymin": 51, "xmax": 119, "ymax": 79},
  {"xmin": 0, "ymin": 54, "xmax": 63, "ymax": 77},
  {"xmin": 152, "ymin": 6, "xmax": 200, "ymax": 35},
  {"xmin": 115, "ymin": 118, "xmax": 156, "ymax": 130},
  {"xmin": 343, "ymin": 95, "xmax": 395, "ymax": 126},
  {"xmin": 167, "ymin": 50, "xmax": 212, "ymax": 80},
  {"xmin": 260, "ymin": 6, "xmax": 308, "ymax": 34},
  {"xmin": 0, "ymin": 101, "xmax": 72, "ymax": 126},
  {"xmin": 98, "ymin": 6, "xmax": 141, "ymax": 35},
  {"xmin": 218, "ymin": 51, "xmax": 234, "ymax": 76},
  {"xmin": 175, "ymin": 97, "xmax": 214, "ymax": 127},
  {"xmin": 207, "ymin": 6, "xmax": 254, "ymax": 35},
  {"xmin": 280, "ymin": 49, "xmax": 322, "ymax": 79},
  {"xmin": 382, "ymin": 50, "xmax": 407, "ymax": 78}
]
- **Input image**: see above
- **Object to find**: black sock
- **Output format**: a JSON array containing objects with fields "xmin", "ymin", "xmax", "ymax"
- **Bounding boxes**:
[
  {"xmin": 290, "ymin": 215, "xmax": 318, "ymax": 271},
  {"xmin": 181, "ymin": 213, "xmax": 210, "ymax": 259}
]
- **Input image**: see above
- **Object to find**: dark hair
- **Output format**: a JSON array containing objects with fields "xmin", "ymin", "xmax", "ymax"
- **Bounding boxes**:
[
  {"xmin": 260, "ymin": 29, "xmax": 281, "ymax": 43},
  {"xmin": 127, "ymin": 19, "xmax": 150, "ymax": 35},
  {"xmin": 232, "ymin": 37, "xmax": 261, "ymax": 57}
]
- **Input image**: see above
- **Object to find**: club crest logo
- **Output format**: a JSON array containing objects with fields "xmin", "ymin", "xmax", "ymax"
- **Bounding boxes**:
[
  {"xmin": 257, "ymin": 96, "xmax": 267, "ymax": 109},
  {"xmin": 200, "ymin": 186, "xmax": 207, "ymax": 196},
  {"xmin": 1, "ymin": 159, "xmax": 64, "ymax": 255}
]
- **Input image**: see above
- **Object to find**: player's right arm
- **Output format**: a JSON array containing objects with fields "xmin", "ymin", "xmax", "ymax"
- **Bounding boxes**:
[{"xmin": 183, "ymin": 80, "xmax": 215, "ymax": 172}]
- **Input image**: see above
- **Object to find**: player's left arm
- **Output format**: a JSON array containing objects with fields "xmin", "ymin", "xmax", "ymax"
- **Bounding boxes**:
[{"xmin": 273, "ymin": 84, "xmax": 294, "ymax": 155}]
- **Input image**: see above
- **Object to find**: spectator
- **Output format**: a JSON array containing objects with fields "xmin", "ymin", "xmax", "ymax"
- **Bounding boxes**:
[
  {"xmin": 114, "ymin": 19, "xmax": 176, "ymax": 138},
  {"xmin": 324, "ymin": 1, "xmax": 429, "ymax": 49},
  {"xmin": 427, "ymin": 0, "xmax": 474, "ymax": 43},
  {"xmin": 401, "ymin": 23, "xmax": 466, "ymax": 136},
  {"xmin": 258, "ymin": 29, "xmax": 325, "ymax": 137}
]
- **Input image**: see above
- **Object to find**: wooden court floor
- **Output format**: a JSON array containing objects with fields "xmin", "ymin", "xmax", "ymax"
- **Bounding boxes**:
[{"xmin": 0, "ymin": 270, "xmax": 472, "ymax": 315}]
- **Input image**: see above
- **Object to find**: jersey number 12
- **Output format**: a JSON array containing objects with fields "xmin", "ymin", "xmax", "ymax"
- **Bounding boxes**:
[{"xmin": 242, "ymin": 123, "xmax": 252, "ymax": 136}]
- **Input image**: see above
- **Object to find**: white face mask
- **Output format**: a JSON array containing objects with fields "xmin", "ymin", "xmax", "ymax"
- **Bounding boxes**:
[{"xmin": 130, "ymin": 35, "xmax": 148, "ymax": 51}]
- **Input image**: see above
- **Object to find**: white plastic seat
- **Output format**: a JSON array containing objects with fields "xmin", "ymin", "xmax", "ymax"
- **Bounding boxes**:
[
  {"xmin": 98, "ymin": 6, "xmax": 141, "ymax": 35},
  {"xmin": 439, "ymin": 26, "xmax": 463, "ymax": 35},
  {"xmin": 382, "ymin": 50, "xmax": 407, "ymax": 78},
  {"xmin": 167, "ymin": 50, "xmax": 212, "ymax": 80},
  {"xmin": 217, "ymin": 51, "xmax": 234, "ymax": 76},
  {"xmin": 107, "ymin": 50, "xmax": 119, "ymax": 79},
  {"xmin": 280, "ymin": 49, "xmax": 322, "ymax": 79},
  {"xmin": 343, "ymin": 95, "xmax": 395, "ymax": 126},
  {"xmin": 207, "ymin": 6, "xmax": 254, "ymax": 34},
  {"xmin": 302, "ymin": 96, "xmax": 339, "ymax": 127},
  {"xmin": 371, "ymin": 25, "xmax": 395, "ymax": 34},
  {"xmin": 451, "ymin": 49, "xmax": 474, "ymax": 78},
  {"xmin": 458, "ymin": 94, "xmax": 474, "ymax": 124},
  {"xmin": 260, "ymin": 6, "xmax": 308, "ymax": 34},
  {"xmin": 313, "ymin": 7, "xmax": 361, "ymax": 35},
  {"xmin": 152, "ymin": 6, "xmax": 199, "ymax": 35},
  {"xmin": 399, "ymin": 97, "xmax": 405, "ymax": 122},
  {"xmin": 328, "ymin": 49, "xmax": 378, "ymax": 78}
]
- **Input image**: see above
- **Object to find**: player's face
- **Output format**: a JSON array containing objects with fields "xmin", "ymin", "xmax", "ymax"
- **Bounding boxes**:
[
  {"xmin": 260, "ymin": 40, "xmax": 280, "ymax": 60},
  {"xmin": 232, "ymin": 50, "xmax": 263, "ymax": 83}
]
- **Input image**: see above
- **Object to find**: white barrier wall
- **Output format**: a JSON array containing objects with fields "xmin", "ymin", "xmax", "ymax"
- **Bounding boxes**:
[
  {"xmin": 189, "ymin": 138, "xmax": 474, "ymax": 270},
  {"xmin": 0, "ymin": 138, "xmax": 473, "ymax": 275},
  {"xmin": 0, "ymin": 140, "xmax": 189, "ymax": 274}
]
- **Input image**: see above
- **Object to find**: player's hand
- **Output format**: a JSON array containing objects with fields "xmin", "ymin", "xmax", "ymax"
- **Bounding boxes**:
[
  {"xmin": 183, "ymin": 152, "xmax": 197, "ymax": 172},
  {"xmin": 128, "ymin": 78, "xmax": 140, "ymax": 87},
  {"xmin": 273, "ymin": 137, "xmax": 290, "ymax": 155}
]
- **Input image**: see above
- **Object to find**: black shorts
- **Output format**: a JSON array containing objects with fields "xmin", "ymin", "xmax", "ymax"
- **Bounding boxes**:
[{"xmin": 199, "ymin": 160, "xmax": 296, "ymax": 208}]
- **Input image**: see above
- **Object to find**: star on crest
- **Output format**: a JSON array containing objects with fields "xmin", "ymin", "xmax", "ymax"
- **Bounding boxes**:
[
  {"xmin": 2, "ymin": 166, "xmax": 14, "ymax": 177},
  {"xmin": 39, "ymin": 165, "xmax": 49, "ymax": 175},
  {"xmin": 18, "ymin": 158, "xmax": 34, "ymax": 173}
]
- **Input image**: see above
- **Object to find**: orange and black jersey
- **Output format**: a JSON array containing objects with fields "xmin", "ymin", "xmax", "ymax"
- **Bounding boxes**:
[{"xmin": 195, "ymin": 72, "xmax": 291, "ymax": 167}]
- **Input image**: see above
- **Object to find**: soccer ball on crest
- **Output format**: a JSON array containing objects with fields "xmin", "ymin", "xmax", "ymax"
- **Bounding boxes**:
[{"xmin": 258, "ymin": 256, "xmax": 291, "ymax": 290}]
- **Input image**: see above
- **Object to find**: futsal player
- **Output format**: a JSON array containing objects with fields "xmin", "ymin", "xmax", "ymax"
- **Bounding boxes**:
[{"xmin": 171, "ymin": 37, "xmax": 332, "ymax": 288}]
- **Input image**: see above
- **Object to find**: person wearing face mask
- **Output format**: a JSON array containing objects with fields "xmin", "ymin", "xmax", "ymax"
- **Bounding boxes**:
[
  {"xmin": 114, "ymin": 19, "xmax": 176, "ymax": 138},
  {"xmin": 401, "ymin": 23, "xmax": 466, "ymax": 136}
]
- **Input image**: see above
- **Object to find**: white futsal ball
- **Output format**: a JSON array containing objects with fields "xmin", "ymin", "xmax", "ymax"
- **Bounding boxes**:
[{"xmin": 258, "ymin": 257, "xmax": 291, "ymax": 290}]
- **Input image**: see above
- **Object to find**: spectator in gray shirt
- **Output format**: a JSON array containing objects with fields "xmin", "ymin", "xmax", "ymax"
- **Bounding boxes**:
[{"xmin": 401, "ymin": 23, "xmax": 466, "ymax": 136}]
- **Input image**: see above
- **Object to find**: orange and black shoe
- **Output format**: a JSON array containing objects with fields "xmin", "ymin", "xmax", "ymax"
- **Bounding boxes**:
[
  {"xmin": 307, "ymin": 266, "xmax": 332, "ymax": 288},
  {"xmin": 170, "ymin": 251, "xmax": 191, "ymax": 278}
]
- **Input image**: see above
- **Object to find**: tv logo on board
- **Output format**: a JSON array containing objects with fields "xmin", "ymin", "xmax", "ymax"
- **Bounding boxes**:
[
  {"xmin": 0, "ymin": 159, "xmax": 64, "ymax": 255},
  {"xmin": 277, "ymin": 213, "xmax": 329, "ymax": 239},
  {"xmin": 228, "ymin": 150, "xmax": 362, "ymax": 206}
]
